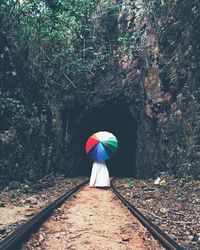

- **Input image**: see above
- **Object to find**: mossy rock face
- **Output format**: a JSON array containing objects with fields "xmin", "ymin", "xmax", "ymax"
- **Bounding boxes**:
[
  {"xmin": 8, "ymin": 181, "xmax": 22, "ymax": 190},
  {"xmin": 0, "ymin": 179, "xmax": 7, "ymax": 190},
  {"xmin": 0, "ymin": 1, "xmax": 200, "ymax": 180}
]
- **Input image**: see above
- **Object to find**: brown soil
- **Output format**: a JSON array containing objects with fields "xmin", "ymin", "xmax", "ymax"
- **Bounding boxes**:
[
  {"xmin": 0, "ymin": 207, "xmax": 28, "ymax": 226},
  {"xmin": 23, "ymin": 186, "xmax": 163, "ymax": 250},
  {"xmin": 113, "ymin": 174, "xmax": 200, "ymax": 250},
  {"xmin": 0, "ymin": 177, "xmax": 87, "ymax": 242}
]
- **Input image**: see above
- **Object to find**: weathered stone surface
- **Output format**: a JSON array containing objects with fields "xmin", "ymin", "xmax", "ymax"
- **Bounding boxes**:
[
  {"xmin": 0, "ymin": 0, "xmax": 200, "ymax": 182},
  {"xmin": 8, "ymin": 181, "xmax": 21, "ymax": 190}
]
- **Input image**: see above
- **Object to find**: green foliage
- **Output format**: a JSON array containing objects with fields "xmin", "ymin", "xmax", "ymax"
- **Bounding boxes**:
[
  {"xmin": 0, "ymin": 196, "xmax": 4, "ymax": 207},
  {"xmin": 142, "ymin": 0, "xmax": 163, "ymax": 16},
  {"xmin": 0, "ymin": 98, "xmax": 27, "ymax": 131},
  {"xmin": 176, "ymin": 189, "xmax": 185, "ymax": 197},
  {"xmin": 100, "ymin": 0, "xmax": 121, "ymax": 19},
  {"xmin": 1, "ymin": 0, "xmax": 103, "ymax": 103},
  {"xmin": 0, "ymin": 96, "xmax": 50, "ymax": 180},
  {"xmin": 126, "ymin": 179, "xmax": 134, "ymax": 189},
  {"xmin": 9, "ymin": 189, "xmax": 22, "ymax": 199},
  {"xmin": 42, "ymin": 200, "xmax": 49, "ymax": 207},
  {"xmin": 142, "ymin": 0, "xmax": 167, "ymax": 26},
  {"xmin": 0, "ymin": 0, "xmax": 105, "ymax": 183},
  {"xmin": 0, "ymin": 0, "xmax": 20, "ymax": 28},
  {"xmin": 118, "ymin": 32, "xmax": 142, "ymax": 57}
]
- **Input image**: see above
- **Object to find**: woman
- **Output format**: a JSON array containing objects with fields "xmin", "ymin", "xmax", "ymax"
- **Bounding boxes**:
[{"xmin": 89, "ymin": 160, "xmax": 110, "ymax": 187}]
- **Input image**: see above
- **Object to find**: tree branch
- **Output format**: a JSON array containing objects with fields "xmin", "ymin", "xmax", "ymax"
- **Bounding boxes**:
[{"xmin": 63, "ymin": 73, "xmax": 77, "ymax": 89}]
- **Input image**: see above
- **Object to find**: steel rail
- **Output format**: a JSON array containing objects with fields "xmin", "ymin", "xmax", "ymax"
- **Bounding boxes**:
[
  {"xmin": 0, "ymin": 179, "xmax": 89, "ymax": 250},
  {"xmin": 111, "ymin": 179, "xmax": 184, "ymax": 250}
]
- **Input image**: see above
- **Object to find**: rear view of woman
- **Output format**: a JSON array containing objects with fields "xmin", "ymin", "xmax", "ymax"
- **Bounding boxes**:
[
  {"xmin": 89, "ymin": 161, "xmax": 110, "ymax": 187},
  {"xmin": 85, "ymin": 131, "xmax": 118, "ymax": 188}
]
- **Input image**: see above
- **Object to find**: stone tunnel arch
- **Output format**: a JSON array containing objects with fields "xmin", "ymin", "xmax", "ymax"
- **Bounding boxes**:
[{"xmin": 77, "ymin": 103, "xmax": 138, "ymax": 177}]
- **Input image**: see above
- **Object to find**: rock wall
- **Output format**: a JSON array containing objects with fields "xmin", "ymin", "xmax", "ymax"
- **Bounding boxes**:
[
  {"xmin": 139, "ymin": 0, "xmax": 200, "ymax": 177},
  {"xmin": 116, "ymin": 0, "xmax": 200, "ymax": 177},
  {"xmin": 0, "ymin": 0, "xmax": 200, "ymax": 185},
  {"xmin": 0, "ymin": 31, "xmax": 64, "ymax": 187},
  {"xmin": 67, "ymin": 0, "xmax": 200, "ymax": 178}
]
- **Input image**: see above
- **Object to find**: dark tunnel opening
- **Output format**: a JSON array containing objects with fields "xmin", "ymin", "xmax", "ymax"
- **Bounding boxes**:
[{"xmin": 78, "ymin": 104, "xmax": 138, "ymax": 177}]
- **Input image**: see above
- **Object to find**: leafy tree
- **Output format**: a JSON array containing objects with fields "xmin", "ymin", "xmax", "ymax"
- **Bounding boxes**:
[
  {"xmin": 1, "ymin": 0, "xmax": 106, "ymax": 104},
  {"xmin": 0, "ymin": 0, "xmax": 106, "ymax": 184}
]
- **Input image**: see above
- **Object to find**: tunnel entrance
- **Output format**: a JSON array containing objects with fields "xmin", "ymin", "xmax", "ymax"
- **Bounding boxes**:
[{"xmin": 78, "ymin": 104, "xmax": 138, "ymax": 177}]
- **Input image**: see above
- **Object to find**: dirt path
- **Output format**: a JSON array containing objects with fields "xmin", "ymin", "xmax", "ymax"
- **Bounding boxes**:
[
  {"xmin": 23, "ymin": 186, "xmax": 163, "ymax": 250},
  {"xmin": 0, "ymin": 207, "xmax": 28, "ymax": 226}
]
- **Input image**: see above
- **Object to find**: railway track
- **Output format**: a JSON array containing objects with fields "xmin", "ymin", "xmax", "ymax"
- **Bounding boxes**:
[
  {"xmin": 111, "ymin": 181, "xmax": 183, "ymax": 250},
  {"xmin": 0, "ymin": 179, "xmax": 184, "ymax": 250},
  {"xmin": 0, "ymin": 180, "xmax": 89, "ymax": 250}
]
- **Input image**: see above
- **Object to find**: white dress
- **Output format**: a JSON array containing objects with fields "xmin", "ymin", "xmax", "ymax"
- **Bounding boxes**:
[{"xmin": 89, "ymin": 161, "xmax": 110, "ymax": 187}]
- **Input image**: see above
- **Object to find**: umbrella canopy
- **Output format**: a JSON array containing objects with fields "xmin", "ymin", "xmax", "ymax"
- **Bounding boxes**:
[{"xmin": 86, "ymin": 131, "xmax": 118, "ymax": 161}]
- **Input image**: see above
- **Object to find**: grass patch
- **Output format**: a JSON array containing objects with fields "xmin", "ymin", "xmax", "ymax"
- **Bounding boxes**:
[
  {"xmin": 9, "ymin": 189, "xmax": 22, "ymax": 199},
  {"xmin": 125, "ymin": 179, "xmax": 134, "ymax": 189},
  {"xmin": 0, "ymin": 196, "xmax": 4, "ymax": 207}
]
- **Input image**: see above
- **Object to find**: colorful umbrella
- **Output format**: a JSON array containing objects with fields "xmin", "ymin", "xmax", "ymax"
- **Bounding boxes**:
[{"xmin": 86, "ymin": 131, "xmax": 118, "ymax": 161}]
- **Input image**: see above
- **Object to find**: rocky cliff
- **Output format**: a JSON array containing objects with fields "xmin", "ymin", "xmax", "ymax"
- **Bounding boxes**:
[
  {"xmin": 0, "ymin": 0, "xmax": 199, "ymax": 185},
  {"xmin": 68, "ymin": 0, "xmax": 200, "ymax": 178}
]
